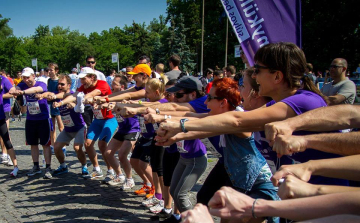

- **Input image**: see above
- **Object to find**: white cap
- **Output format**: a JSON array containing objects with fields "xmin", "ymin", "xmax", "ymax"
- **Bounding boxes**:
[
  {"xmin": 121, "ymin": 68, "xmax": 126, "ymax": 72},
  {"xmin": 78, "ymin": 67, "xmax": 95, "ymax": 78},
  {"xmin": 21, "ymin": 67, "xmax": 35, "ymax": 77}
]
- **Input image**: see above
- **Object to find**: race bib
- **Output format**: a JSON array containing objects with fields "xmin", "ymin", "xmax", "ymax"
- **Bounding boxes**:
[
  {"xmin": 116, "ymin": 115, "xmax": 124, "ymax": 123},
  {"xmin": 200, "ymin": 138, "xmax": 222, "ymax": 158},
  {"xmin": 61, "ymin": 114, "xmax": 75, "ymax": 127},
  {"xmin": 176, "ymin": 140, "xmax": 188, "ymax": 153},
  {"xmin": 92, "ymin": 108, "xmax": 104, "ymax": 119},
  {"xmin": 139, "ymin": 117, "xmax": 147, "ymax": 133},
  {"xmin": 27, "ymin": 101, "xmax": 41, "ymax": 115}
]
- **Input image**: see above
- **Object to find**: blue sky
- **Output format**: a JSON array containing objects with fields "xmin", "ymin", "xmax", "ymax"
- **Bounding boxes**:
[{"xmin": 1, "ymin": 0, "xmax": 168, "ymax": 37}]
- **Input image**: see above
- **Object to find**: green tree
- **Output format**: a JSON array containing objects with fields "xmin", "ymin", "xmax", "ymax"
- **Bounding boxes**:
[{"xmin": 0, "ymin": 14, "xmax": 13, "ymax": 40}]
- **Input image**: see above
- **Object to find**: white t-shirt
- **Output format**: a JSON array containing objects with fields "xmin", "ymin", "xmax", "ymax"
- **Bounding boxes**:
[{"xmin": 36, "ymin": 75, "xmax": 50, "ymax": 86}]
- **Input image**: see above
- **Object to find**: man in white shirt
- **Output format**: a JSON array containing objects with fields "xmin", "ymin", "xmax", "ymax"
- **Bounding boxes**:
[{"xmin": 36, "ymin": 67, "xmax": 50, "ymax": 85}]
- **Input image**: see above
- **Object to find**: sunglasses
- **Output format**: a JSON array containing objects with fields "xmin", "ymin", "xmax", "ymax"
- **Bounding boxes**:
[
  {"xmin": 329, "ymin": 65, "xmax": 343, "ymax": 69},
  {"xmin": 207, "ymin": 94, "xmax": 237, "ymax": 108},
  {"xmin": 175, "ymin": 92, "xmax": 188, "ymax": 99},
  {"xmin": 58, "ymin": 83, "xmax": 66, "ymax": 86},
  {"xmin": 86, "ymin": 61, "xmax": 96, "ymax": 64},
  {"xmin": 254, "ymin": 64, "xmax": 270, "ymax": 74},
  {"xmin": 207, "ymin": 94, "xmax": 224, "ymax": 101}
]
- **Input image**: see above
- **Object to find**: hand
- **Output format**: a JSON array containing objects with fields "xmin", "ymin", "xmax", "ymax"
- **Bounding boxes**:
[
  {"xmin": 84, "ymin": 97, "xmax": 94, "ymax": 104},
  {"xmin": 95, "ymin": 97, "xmax": 106, "ymax": 105},
  {"xmin": 144, "ymin": 114, "xmax": 164, "ymax": 124},
  {"xmin": 93, "ymin": 103, "xmax": 100, "ymax": 110},
  {"xmin": 265, "ymin": 121, "xmax": 295, "ymax": 146},
  {"xmin": 208, "ymin": 186, "xmax": 253, "ymax": 220},
  {"xmin": 272, "ymin": 135, "xmax": 308, "ymax": 157},
  {"xmin": 278, "ymin": 175, "xmax": 319, "ymax": 199},
  {"xmin": 67, "ymin": 103, "xmax": 75, "ymax": 109},
  {"xmin": 155, "ymin": 134, "xmax": 177, "ymax": 146},
  {"xmin": 12, "ymin": 90, "xmax": 24, "ymax": 96},
  {"xmin": 145, "ymin": 107, "xmax": 156, "ymax": 114},
  {"xmin": 53, "ymin": 101, "xmax": 62, "ymax": 108},
  {"xmin": 35, "ymin": 94, "xmax": 44, "ymax": 100},
  {"xmin": 156, "ymin": 121, "xmax": 181, "ymax": 139},
  {"xmin": 120, "ymin": 107, "xmax": 137, "ymax": 118},
  {"xmin": 271, "ymin": 162, "xmax": 312, "ymax": 186},
  {"xmin": 46, "ymin": 93, "xmax": 56, "ymax": 100},
  {"xmin": 108, "ymin": 103, "xmax": 116, "ymax": 111},
  {"xmin": 181, "ymin": 203, "xmax": 214, "ymax": 223}
]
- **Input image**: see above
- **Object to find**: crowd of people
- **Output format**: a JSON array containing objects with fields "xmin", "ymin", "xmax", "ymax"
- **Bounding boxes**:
[{"xmin": 0, "ymin": 42, "xmax": 359, "ymax": 223}]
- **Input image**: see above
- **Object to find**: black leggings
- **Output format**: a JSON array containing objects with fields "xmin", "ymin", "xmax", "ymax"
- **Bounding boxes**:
[
  {"xmin": 0, "ymin": 119, "xmax": 13, "ymax": 150},
  {"xmin": 150, "ymin": 138, "xmax": 165, "ymax": 176},
  {"xmin": 196, "ymin": 161, "xmax": 233, "ymax": 205}
]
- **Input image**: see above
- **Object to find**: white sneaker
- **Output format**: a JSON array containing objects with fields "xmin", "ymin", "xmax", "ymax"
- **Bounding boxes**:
[
  {"xmin": 142, "ymin": 197, "xmax": 160, "ymax": 208},
  {"xmin": 1, "ymin": 155, "xmax": 8, "ymax": 164},
  {"xmin": 10, "ymin": 167, "xmax": 19, "ymax": 177},
  {"xmin": 5, "ymin": 155, "xmax": 13, "ymax": 166},
  {"xmin": 108, "ymin": 175, "xmax": 126, "ymax": 186},
  {"xmin": 120, "ymin": 178, "xmax": 135, "ymax": 191},
  {"xmin": 149, "ymin": 200, "xmax": 164, "ymax": 214}
]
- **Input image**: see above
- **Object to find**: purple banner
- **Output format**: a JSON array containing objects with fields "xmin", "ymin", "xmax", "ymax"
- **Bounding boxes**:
[{"xmin": 221, "ymin": 0, "xmax": 302, "ymax": 66}]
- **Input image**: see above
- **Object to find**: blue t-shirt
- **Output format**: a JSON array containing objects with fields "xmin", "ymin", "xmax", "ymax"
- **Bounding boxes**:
[
  {"xmin": 59, "ymin": 91, "xmax": 86, "ymax": 132},
  {"xmin": 18, "ymin": 81, "xmax": 50, "ymax": 120},
  {"xmin": 0, "ymin": 77, "xmax": 13, "ymax": 119},
  {"xmin": 257, "ymin": 90, "xmax": 347, "ymax": 186}
]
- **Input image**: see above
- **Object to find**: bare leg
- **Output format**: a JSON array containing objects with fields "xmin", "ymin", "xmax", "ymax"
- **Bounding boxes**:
[
  {"xmin": 98, "ymin": 140, "xmax": 111, "ymax": 170},
  {"xmin": 84, "ymin": 139, "xmax": 98, "ymax": 167},
  {"xmin": 74, "ymin": 143, "xmax": 86, "ymax": 165},
  {"xmin": 54, "ymin": 141, "xmax": 67, "ymax": 164},
  {"xmin": 105, "ymin": 138, "xmax": 123, "ymax": 175},
  {"xmin": 118, "ymin": 140, "xmax": 136, "ymax": 178},
  {"xmin": 31, "ymin": 145, "xmax": 40, "ymax": 162},
  {"xmin": 42, "ymin": 145, "xmax": 51, "ymax": 165}
]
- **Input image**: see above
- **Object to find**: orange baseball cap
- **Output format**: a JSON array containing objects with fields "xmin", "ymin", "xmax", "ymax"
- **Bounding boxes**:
[{"xmin": 127, "ymin": 64, "xmax": 152, "ymax": 76}]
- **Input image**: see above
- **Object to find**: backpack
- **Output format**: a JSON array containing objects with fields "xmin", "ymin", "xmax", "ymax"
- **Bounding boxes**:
[{"xmin": 13, "ymin": 99, "xmax": 21, "ymax": 116}]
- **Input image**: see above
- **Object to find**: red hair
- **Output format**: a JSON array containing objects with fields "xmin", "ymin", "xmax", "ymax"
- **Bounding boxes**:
[{"xmin": 212, "ymin": 78, "xmax": 241, "ymax": 110}]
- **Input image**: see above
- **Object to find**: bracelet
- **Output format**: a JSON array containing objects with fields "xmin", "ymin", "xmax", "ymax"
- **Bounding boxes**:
[
  {"xmin": 252, "ymin": 198, "xmax": 259, "ymax": 218},
  {"xmin": 180, "ymin": 118, "xmax": 189, "ymax": 133},
  {"xmin": 105, "ymin": 97, "xmax": 109, "ymax": 103},
  {"xmin": 164, "ymin": 115, "xmax": 172, "ymax": 120},
  {"xmin": 138, "ymin": 100, "xmax": 142, "ymax": 105},
  {"xmin": 23, "ymin": 90, "xmax": 26, "ymax": 95},
  {"xmin": 54, "ymin": 95, "xmax": 57, "ymax": 100},
  {"xmin": 156, "ymin": 108, "xmax": 160, "ymax": 115}
]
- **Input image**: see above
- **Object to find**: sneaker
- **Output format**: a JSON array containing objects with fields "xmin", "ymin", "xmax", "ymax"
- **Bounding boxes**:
[
  {"xmin": 26, "ymin": 166, "xmax": 42, "ymax": 176},
  {"xmin": 150, "ymin": 200, "xmax": 165, "ymax": 214},
  {"xmin": 145, "ymin": 186, "xmax": 155, "ymax": 199},
  {"xmin": 10, "ymin": 167, "xmax": 19, "ymax": 177},
  {"xmin": 134, "ymin": 184, "xmax": 151, "ymax": 196},
  {"xmin": 158, "ymin": 209, "xmax": 173, "ymax": 219},
  {"xmin": 142, "ymin": 197, "xmax": 160, "ymax": 208},
  {"xmin": 43, "ymin": 167, "xmax": 53, "ymax": 179},
  {"xmin": 102, "ymin": 171, "xmax": 115, "ymax": 184},
  {"xmin": 90, "ymin": 169, "xmax": 103, "ymax": 179},
  {"xmin": 53, "ymin": 165, "xmax": 69, "ymax": 176},
  {"xmin": 160, "ymin": 215, "xmax": 181, "ymax": 223},
  {"xmin": 1, "ymin": 155, "xmax": 8, "ymax": 164},
  {"xmin": 121, "ymin": 178, "xmax": 135, "ymax": 191},
  {"xmin": 81, "ymin": 166, "xmax": 89, "ymax": 176},
  {"xmin": 3, "ymin": 155, "xmax": 13, "ymax": 166},
  {"xmin": 108, "ymin": 175, "xmax": 126, "ymax": 186}
]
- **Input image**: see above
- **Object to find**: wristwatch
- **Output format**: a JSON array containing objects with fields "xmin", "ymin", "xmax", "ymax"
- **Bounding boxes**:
[
  {"xmin": 180, "ymin": 118, "xmax": 189, "ymax": 133},
  {"xmin": 155, "ymin": 108, "xmax": 160, "ymax": 115}
]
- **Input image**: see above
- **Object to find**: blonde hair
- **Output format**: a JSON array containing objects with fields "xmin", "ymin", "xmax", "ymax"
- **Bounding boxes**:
[
  {"xmin": 146, "ymin": 78, "xmax": 166, "ymax": 95},
  {"xmin": 156, "ymin": 63, "xmax": 164, "ymax": 74}
]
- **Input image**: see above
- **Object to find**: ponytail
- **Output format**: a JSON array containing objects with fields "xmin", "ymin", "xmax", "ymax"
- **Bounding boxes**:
[{"xmin": 300, "ymin": 75, "xmax": 329, "ymax": 105}]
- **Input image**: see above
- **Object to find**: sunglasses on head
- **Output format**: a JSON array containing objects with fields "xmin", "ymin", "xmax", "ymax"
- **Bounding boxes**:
[
  {"xmin": 58, "ymin": 83, "xmax": 66, "ymax": 86},
  {"xmin": 86, "ymin": 61, "xmax": 96, "ymax": 64}
]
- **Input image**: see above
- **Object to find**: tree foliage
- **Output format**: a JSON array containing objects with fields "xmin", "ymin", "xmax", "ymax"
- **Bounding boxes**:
[{"xmin": 0, "ymin": 1, "xmax": 359, "ymax": 76}]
